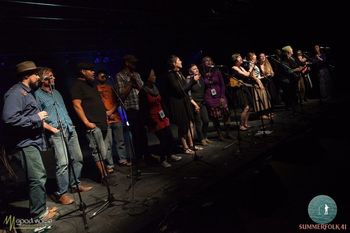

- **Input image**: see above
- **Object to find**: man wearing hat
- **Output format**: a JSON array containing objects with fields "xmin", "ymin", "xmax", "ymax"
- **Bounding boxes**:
[
  {"xmin": 2, "ymin": 61, "xmax": 58, "ymax": 221},
  {"xmin": 70, "ymin": 62, "xmax": 113, "ymax": 184}
]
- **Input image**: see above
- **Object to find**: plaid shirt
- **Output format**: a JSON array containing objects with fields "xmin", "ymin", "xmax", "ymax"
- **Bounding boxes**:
[{"xmin": 115, "ymin": 70, "xmax": 143, "ymax": 110}]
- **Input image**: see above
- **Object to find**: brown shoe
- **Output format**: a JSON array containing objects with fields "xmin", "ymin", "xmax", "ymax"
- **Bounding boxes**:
[
  {"xmin": 72, "ymin": 184, "xmax": 93, "ymax": 193},
  {"xmin": 58, "ymin": 194, "xmax": 74, "ymax": 205},
  {"xmin": 48, "ymin": 206, "xmax": 58, "ymax": 213},
  {"xmin": 41, "ymin": 209, "xmax": 58, "ymax": 221}
]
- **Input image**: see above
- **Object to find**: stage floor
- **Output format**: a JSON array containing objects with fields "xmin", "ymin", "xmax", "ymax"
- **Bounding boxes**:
[{"xmin": 1, "ymin": 98, "xmax": 349, "ymax": 233}]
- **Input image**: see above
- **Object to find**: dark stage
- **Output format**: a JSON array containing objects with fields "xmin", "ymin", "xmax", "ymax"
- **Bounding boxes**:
[
  {"xmin": 0, "ymin": 1, "xmax": 345, "ymax": 232},
  {"xmin": 1, "ymin": 98, "xmax": 349, "ymax": 233}
]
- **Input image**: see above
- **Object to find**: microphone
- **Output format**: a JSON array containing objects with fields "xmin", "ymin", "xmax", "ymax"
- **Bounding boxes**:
[
  {"xmin": 265, "ymin": 55, "xmax": 276, "ymax": 58},
  {"xmin": 320, "ymin": 46, "xmax": 331, "ymax": 49},
  {"xmin": 208, "ymin": 65, "xmax": 225, "ymax": 68},
  {"xmin": 42, "ymin": 76, "xmax": 53, "ymax": 81},
  {"xmin": 243, "ymin": 60, "xmax": 253, "ymax": 64}
]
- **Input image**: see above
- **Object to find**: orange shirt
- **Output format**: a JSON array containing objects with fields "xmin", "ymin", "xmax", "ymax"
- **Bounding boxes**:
[{"xmin": 96, "ymin": 84, "xmax": 121, "ymax": 124}]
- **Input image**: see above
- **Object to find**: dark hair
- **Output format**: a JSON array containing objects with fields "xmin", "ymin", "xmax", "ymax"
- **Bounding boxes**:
[
  {"xmin": 96, "ymin": 69, "xmax": 107, "ymax": 76},
  {"xmin": 188, "ymin": 63, "xmax": 197, "ymax": 73},
  {"xmin": 231, "ymin": 53, "xmax": 241, "ymax": 63},
  {"xmin": 167, "ymin": 54, "xmax": 178, "ymax": 69}
]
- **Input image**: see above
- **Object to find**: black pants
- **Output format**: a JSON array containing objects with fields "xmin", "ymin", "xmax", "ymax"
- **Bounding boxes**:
[
  {"xmin": 193, "ymin": 104, "xmax": 209, "ymax": 141},
  {"xmin": 154, "ymin": 127, "xmax": 175, "ymax": 162},
  {"xmin": 126, "ymin": 109, "xmax": 149, "ymax": 159}
]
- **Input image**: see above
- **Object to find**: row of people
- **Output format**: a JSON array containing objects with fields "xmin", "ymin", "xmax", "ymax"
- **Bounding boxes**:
[{"xmin": 1, "ymin": 45, "xmax": 333, "ymax": 222}]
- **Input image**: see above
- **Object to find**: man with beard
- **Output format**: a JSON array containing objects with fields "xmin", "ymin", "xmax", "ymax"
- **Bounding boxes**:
[
  {"xmin": 70, "ymin": 62, "xmax": 113, "ymax": 184},
  {"xmin": 2, "ymin": 61, "xmax": 58, "ymax": 221}
]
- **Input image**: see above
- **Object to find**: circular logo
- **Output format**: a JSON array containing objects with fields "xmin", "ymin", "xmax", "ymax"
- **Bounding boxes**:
[{"xmin": 308, "ymin": 195, "xmax": 337, "ymax": 224}]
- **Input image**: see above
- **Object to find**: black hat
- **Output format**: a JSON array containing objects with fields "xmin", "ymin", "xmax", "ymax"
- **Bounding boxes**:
[
  {"xmin": 77, "ymin": 62, "xmax": 95, "ymax": 71},
  {"xmin": 122, "ymin": 54, "xmax": 138, "ymax": 64}
]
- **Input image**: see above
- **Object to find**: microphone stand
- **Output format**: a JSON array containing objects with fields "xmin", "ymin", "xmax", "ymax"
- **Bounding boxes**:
[
  {"xmin": 175, "ymin": 71, "xmax": 214, "ymax": 168},
  {"xmin": 209, "ymin": 67, "xmax": 241, "ymax": 153},
  {"xmin": 87, "ymin": 125, "xmax": 130, "ymax": 219},
  {"xmin": 252, "ymin": 64, "xmax": 274, "ymax": 135},
  {"xmin": 268, "ymin": 56, "xmax": 303, "ymax": 115},
  {"xmin": 251, "ymin": 82, "xmax": 270, "ymax": 137},
  {"xmin": 87, "ymin": 78, "xmax": 131, "ymax": 218},
  {"xmin": 222, "ymin": 76, "xmax": 252, "ymax": 152},
  {"xmin": 47, "ymin": 84, "xmax": 88, "ymax": 229},
  {"xmin": 107, "ymin": 75, "xmax": 154, "ymax": 216}
]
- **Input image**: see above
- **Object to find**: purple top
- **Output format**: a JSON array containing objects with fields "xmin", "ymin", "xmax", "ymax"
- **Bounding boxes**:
[{"xmin": 203, "ymin": 70, "xmax": 227, "ymax": 107}]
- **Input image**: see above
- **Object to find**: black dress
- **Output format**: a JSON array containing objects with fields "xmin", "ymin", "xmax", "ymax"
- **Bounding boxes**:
[
  {"xmin": 231, "ymin": 68, "xmax": 253, "ymax": 110},
  {"xmin": 166, "ymin": 70, "xmax": 196, "ymax": 136}
]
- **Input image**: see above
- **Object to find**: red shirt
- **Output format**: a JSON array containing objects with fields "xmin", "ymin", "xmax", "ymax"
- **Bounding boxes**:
[{"xmin": 145, "ymin": 93, "xmax": 169, "ymax": 132}]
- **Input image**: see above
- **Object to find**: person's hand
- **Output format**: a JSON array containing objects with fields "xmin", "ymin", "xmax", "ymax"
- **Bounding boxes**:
[
  {"xmin": 38, "ymin": 111, "xmax": 48, "ymax": 121},
  {"xmin": 193, "ymin": 74, "xmax": 200, "ymax": 81},
  {"xmin": 51, "ymin": 128, "xmax": 60, "ymax": 134},
  {"xmin": 130, "ymin": 75, "xmax": 139, "ymax": 88},
  {"xmin": 316, "ymin": 54, "xmax": 323, "ymax": 61},
  {"xmin": 86, "ymin": 122, "xmax": 96, "ymax": 129},
  {"xmin": 220, "ymin": 98, "xmax": 225, "ymax": 106},
  {"xmin": 194, "ymin": 105, "xmax": 200, "ymax": 112}
]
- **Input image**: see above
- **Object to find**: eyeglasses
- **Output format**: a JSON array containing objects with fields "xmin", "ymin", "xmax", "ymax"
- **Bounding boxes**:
[{"xmin": 43, "ymin": 76, "xmax": 55, "ymax": 81}]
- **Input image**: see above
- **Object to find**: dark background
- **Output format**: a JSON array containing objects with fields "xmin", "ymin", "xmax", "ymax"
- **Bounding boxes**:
[
  {"xmin": 0, "ymin": 0, "xmax": 342, "ymax": 146},
  {"xmin": 0, "ymin": 0, "xmax": 339, "ymax": 70},
  {"xmin": 0, "ymin": 1, "xmax": 348, "ymax": 232}
]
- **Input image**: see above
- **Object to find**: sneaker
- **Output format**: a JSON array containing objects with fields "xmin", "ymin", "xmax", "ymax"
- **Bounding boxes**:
[
  {"xmin": 201, "ymin": 139, "xmax": 208, "ymax": 146},
  {"xmin": 161, "ymin": 161, "xmax": 172, "ymax": 168},
  {"xmin": 170, "ymin": 154, "xmax": 182, "ymax": 161},
  {"xmin": 107, "ymin": 167, "xmax": 114, "ymax": 174},
  {"xmin": 150, "ymin": 154, "xmax": 161, "ymax": 162},
  {"xmin": 205, "ymin": 138, "xmax": 213, "ymax": 144}
]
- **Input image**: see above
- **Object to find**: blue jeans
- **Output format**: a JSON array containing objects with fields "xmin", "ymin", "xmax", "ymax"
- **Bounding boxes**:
[
  {"xmin": 49, "ymin": 128, "xmax": 83, "ymax": 196},
  {"xmin": 104, "ymin": 126, "xmax": 114, "ymax": 169},
  {"xmin": 13, "ymin": 146, "xmax": 47, "ymax": 218},
  {"xmin": 109, "ymin": 122, "xmax": 128, "ymax": 162},
  {"xmin": 86, "ymin": 127, "xmax": 112, "ymax": 167}
]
